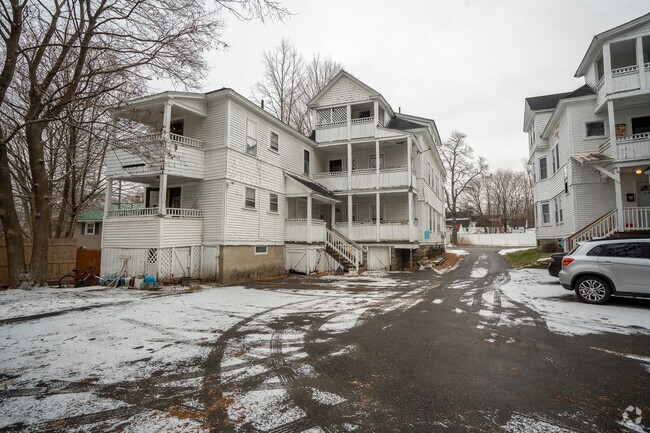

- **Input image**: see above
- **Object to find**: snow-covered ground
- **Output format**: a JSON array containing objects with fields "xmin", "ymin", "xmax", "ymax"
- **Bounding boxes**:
[
  {"xmin": 500, "ymin": 269, "xmax": 650, "ymax": 337},
  {"xmin": 0, "ymin": 273, "xmax": 431, "ymax": 431},
  {"xmin": 498, "ymin": 247, "xmax": 535, "ymax": 255}
]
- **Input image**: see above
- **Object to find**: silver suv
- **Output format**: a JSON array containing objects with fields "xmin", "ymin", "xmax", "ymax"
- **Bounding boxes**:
[{"xmin": 558, "ymin": 238, "xmax": 650, "ymax": 304}]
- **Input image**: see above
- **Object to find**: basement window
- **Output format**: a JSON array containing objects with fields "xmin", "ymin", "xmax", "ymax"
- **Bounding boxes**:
[{"xmin": 254, "ymin": 245, "xmax": 268, "ymax": 255}]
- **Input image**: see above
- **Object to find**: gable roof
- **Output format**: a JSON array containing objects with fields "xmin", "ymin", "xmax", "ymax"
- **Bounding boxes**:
[
  {"xmin": 575, "ymin": 13, "xmax": 650, "ymax": 77},
  {"xmin": 307, "ymin": 70, "xmax": 380, "ymax": 108},
  {"xmin": 525, "ymin": 85, "xmax": 595, "ymax": 111}
]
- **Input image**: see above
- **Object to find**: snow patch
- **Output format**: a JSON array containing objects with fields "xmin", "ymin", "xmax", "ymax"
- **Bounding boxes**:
[{"xmin": 498, "ymin": 247, "xmax": 535, "ymax": 256}]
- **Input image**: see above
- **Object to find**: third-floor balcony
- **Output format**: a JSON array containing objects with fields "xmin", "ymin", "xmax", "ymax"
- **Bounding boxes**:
[{"xmin": 599, "ymin": 132, "xmax": 650, "ymax": 161}]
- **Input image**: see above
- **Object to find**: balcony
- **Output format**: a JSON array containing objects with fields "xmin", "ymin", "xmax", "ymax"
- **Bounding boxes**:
[
  {"xmin": 333, "ymin": 221, "xmax": 419, "ymax": 242},
  {"xmin": 105, "ymin": 133, "xmax": 205, "ymax": 180},
  {"xmin": 614, "ymin": 133, "xmax": 650, "ymax": 160},
  {"xmin": 312, "ymin": 166, "xmax": 415, "ymax": 191},
  {"xmin": 285, "ymin": 219, "xmax": 327, "ymax": 243},
  {"xmin": 102, "ymin": 209, "xmax": 203, "ymax": 249}
]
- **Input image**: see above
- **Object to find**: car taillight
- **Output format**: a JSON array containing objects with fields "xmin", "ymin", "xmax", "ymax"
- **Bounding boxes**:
[{"xmin": 562, "ymin": 257, "xmax": 574, "ymax": 267}]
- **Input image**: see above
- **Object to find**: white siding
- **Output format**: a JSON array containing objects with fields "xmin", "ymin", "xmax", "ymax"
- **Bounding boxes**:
[
  {"xmin": 102, "ymin": 217, "xmax": 160, "ymax": 248},
  {"xmin": 573, "ymin": 182, "xmax": 615, "ymax": 231},
  {"xmin": 160, "ymin": 218, "xmax": 202, "ymax": 248},
  {"xmin": 567, "ymin": 99, "xmax": 607, "ymax": 154},
  {"xmin": 200, "ymin": 179, "xmax": 225, "ymax": 244},
  {"xmin": 317, "ymin": 77, "xmax": 371, "ymax": 107},
  {"xmin": 367, "ymin": 246, "xmax": 391, "ymax": 270}
]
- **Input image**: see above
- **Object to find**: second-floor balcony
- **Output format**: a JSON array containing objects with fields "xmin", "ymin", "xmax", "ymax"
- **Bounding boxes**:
[
  {"xmin": 106, "ymin": 133, "xmax": 205, "ymax": 180},
  {"xmin": 313, "ymin": 166, "xmax": 416, "ymax": 191},
  {"xmin": 600, "ymin": 133, "xmax": 650, "ymax": 161},
  {"xmin": 107, "ymin": 207, "xmax": 203, "ymax": 218}
]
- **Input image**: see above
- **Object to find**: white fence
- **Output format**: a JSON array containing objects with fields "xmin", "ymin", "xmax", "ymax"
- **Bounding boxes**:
[{"xmin": 457, "ymin": 232, "xmax": 536, "ymax": 247}]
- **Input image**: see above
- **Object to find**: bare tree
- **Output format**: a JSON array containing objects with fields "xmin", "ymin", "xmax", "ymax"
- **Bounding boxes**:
[
  {"xmin": 440, "ymin": 131, "xmax": 487, "ymax": 244},
  {"xmin": 0, "ymin": 0, "xmax": 289, "ymax": 287},
  {"xmin": 253, "ymin": 41, "xmax": 341, "ymax": 135}
]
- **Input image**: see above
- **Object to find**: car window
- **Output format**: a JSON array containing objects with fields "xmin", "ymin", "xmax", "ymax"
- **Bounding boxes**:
[
  {"xmin": 587, "ymin": 245, "xmax": 604, "ymax": 256},
  {"xmin": 603, "ymin": 242, "xmax": 645, "ymax": 258}
]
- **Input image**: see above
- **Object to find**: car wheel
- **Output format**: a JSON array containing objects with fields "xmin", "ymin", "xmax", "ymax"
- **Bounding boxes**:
[{"xmin": 574, "ymin": 275, "xmax": 612, "ymax": 304}]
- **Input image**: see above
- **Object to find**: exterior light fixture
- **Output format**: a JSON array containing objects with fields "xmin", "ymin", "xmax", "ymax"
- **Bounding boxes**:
[{"xmin": 635, "ymin": 168, "xmax": 643, "ymax": 175}]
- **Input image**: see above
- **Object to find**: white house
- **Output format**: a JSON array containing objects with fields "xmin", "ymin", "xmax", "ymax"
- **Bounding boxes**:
[
  {"xmin": 101, "ymin": 71, "xmax": 446, "ymax": 283},
  {"xmin": 524, "ymin": 13, "xmax": 650, "ymax": 251}
]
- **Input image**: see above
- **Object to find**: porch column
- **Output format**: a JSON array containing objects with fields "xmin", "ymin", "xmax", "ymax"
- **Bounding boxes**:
[
  {"xmin": 408, "ymin": 191, "xmax": 414, "ymax": 242},
  {"xmin": 347, "ymin": 194, "xmax": 353, "ymax": 234},
  {"xmin": 104, "ymin": 178, "xmax": 113, "ymax": 218},
  {"xmin": 375, "ymin": 139, "xmax": 380, "ymax": 189},
  {"xmin": 406, "ymin": 136, "xmax": 412, "ymax": 187},
  {"xmin": 347, "ymin": 141, "xmax": 353, "ymax": 189},
  {"xmin": 331, "ymin": 204, "xmax": 336, "ymax": 227},
  {"xmin": 603, "ymin": 43, "xmax": 612, "ymax": 95},
  {"xmin": 307, "ymin": 194, "xmax": 313, "ymax": 243},
  {"xmin": 376, "ymin": 192, "xmax": 381, "ymax": 242},
  {"xmin": 158, "ymin": 173, "xmax": 168, "ymax": 215},
  {"xmin": 636, "ymin": 37, "xmax": 646, "ymax": 89},
  {"xmin": 373, "ymin": 100, "xmax": 379, "ymax": 124},
  {"xmin": 162, "ymin": 102, "xmax": 172, "ymax": 138},
  {"xmin": 614, "ymin": 168, "xmax": 625, "ymax": 232},
  {"xmin": 606, "ymin": 99, "xmax": 617, "ymax": 158}
]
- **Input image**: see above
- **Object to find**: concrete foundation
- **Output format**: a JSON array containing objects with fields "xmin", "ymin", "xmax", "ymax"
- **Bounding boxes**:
[{"xmin": 219, "ymin": 245, "xmax": 285, "ymax": 285}]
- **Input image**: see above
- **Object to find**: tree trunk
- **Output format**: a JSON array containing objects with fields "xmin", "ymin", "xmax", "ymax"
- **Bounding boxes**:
[
  {"xmin": 0, "ymin": 140, "xmax": 26, "ymax": 288},
  {"xmin": 26, "ymin": 123, "xmax": 52, "ymax": 285},
  {"xmin": 450, "ymin": 198, "xmax": 458, "ymax": 245}
]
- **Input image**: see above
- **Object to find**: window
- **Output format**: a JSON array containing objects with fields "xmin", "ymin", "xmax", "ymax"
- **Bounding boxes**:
[
  {"xmin": 82, "ymin": 222, "xmax": 96, "ymax": 235},
  {"xmin": 346, "ymin": 156, "xmax": 358, "ymax": 170},
  {"xmin": 603, "ymin": 242, "xmax": 645, "ymax": 258},
  {"xmin": 531, "ymin": 161, "xmax": 536, "ymax": 183},
  {"xmin": 245, "ymin": 187, "xmax": 256, "ymax": 209},
  {"xmin": 369, "ymin": 154, "xmax": 385, "ymax": 169},
  {"xmin": 585, "ymin": 121, "xmax": 605, "ymax": 138},
  {"xmin": 429, "ymin": 207, "xmax": 433, "ymax": 231},
  {"xmin": 352, "ymin": 204, "xmax": 358, "ymax": 222},
  {"xmin": 329, "ymin": 159, "xmax": 343, "ymax": 172},
  {"xmin": 269, "ymin": 193, "xmax": 278, "ymax": 213},
  {"xmin": 427, "ymin": 162, "xmax": 432, "ymax": 185},
  {"xmin": 539, "ymin": 157, "xmax": 548, "ymax": 180},
  {"xmin": 303, "ymin": 149, "xmax": 310, "ymax": 175},
  {"xmin": 254, "ymin": 245, "xmax": 268, "ymax": 255},
  {"xmin": 551, "ymin": 144, "xmax": 559, "ymax": 174},
  {"xmin": 554, "ymin": 195, "xmax": 563, "ymax": 224},
  {"xmin": 246, "ymin": 119, "xmax": 257, "ymax": 156},
  {"xmin": 528, "ymin": 123, "xmax": 535, "ymax": 147},
  {"xmin": 270, "ymin": 132, "xmax": 279, "ymax": 151},
  {"xmin": 534, "ymin": 205, "xmax": 539, "ymax": 227},
  {"xmin": 358, "ymin": 110, "xmax": 371, "ymax": 118},
  {"xmin": 632, "ymin": 116, "xmax": 650, "ymax": 135},
  {"xmin": 587, "ymin": 245, "xmax": 604, "ymax": 256},
  {"xmin": 541, "ymin": 202, "xmax": 551, "ymax": 225}
]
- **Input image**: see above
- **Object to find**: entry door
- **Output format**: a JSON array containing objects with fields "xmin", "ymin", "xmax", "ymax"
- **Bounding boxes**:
[{"xmin": 638, "ymin": 183, "xmax": 650, "ymax": 207}]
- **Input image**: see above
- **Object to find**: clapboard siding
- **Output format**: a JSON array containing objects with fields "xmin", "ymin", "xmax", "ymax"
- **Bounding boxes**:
[
  {"xmin": 160, "ymin": 218, "xmax": 202, "ymax": 248},
  {"xmin": 199, "ymin": 179, "xmax": 225, "ymax": 244},
  {"xmin": 224, "ymin": 182, "xmax": 285, "ymax": 244},
  {"xmin": 568, "ymin": 99, "xmax": 607, "ymax": 154},
  {"xmin": 102, "ymin": 217, "xmax": 161, "ymax": 248},
  {"xmin": 573, "ymin": 182, "xmax": 616, "ymax": 230}
]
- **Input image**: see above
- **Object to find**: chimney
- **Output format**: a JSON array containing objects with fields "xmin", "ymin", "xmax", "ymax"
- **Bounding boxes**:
[
  {"xmin": 261, "ymin": 100, "xmax": 265, "ymax": 109},
  {"xmin": 398, "ymin": 106, "xmax": 401, "ymax": 114}
]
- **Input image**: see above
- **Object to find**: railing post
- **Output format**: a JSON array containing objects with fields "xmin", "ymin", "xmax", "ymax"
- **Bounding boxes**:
[
  {"xmin": 637, "ymin": 37, "xmax": 646, "ymax": 90},
  {"xmin": 104, "ymin": 178, "xmax": 113, "ymax": 218}
]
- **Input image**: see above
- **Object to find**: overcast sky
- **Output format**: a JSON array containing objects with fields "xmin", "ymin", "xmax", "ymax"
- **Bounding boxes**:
[{"xmin": 153, "ymin": 0, "xmax": 650, "ymax": 171}]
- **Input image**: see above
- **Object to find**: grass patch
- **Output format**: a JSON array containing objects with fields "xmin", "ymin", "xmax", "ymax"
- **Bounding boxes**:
[{"xmin": 503, "ymin": 248, "xmax": 551, "ymax": 268}]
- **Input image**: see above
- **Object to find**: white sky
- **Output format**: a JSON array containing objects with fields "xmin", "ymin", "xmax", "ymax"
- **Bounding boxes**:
[{"xmin": 152, "ymin": 0, "xmax": 650, "ymax": 170}]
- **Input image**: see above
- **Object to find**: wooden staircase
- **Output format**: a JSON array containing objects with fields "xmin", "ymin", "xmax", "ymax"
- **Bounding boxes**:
[{"xmin": 324, "ymin": 228, "xmax": 365, "ymax": 274}]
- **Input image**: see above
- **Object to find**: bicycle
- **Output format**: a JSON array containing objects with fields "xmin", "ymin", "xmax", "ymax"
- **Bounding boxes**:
[{"xmin": 58, "ymin": 266, "xmax": 101, "ymax": 288}]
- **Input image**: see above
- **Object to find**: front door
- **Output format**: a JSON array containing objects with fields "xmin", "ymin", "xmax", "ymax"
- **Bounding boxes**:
[{"xmin": 638, "ymin": 183, "xmax": 650, "ymax": 207}]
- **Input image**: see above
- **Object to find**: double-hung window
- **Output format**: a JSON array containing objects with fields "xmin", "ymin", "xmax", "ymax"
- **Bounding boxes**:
[
  {"xmin": 245, "ymin": 187, "xmax": 256, "ymax": 209},
  {"xmin": 539, "ymin": 156, "xmax": 548, "ymax": 180},
  {"xmin": 270, "ymin": 132, "xmax": 279, "ymax": 151},
  {"xmin": 541, "ymin": 202, "xmax": 551, "ymax": 225},
  {"xmin": 82, "ymin": 222, "xmax": 96, "ymax": 235},
  {"xmin": 551, "ymin": 144, "xmax": 559, "ymax": 174},
  {"xmin": 269, "ymin": 193, "xmax": 278, "ymax": 213},
  {"xmin": 369, "ymin": 154, "xmax": 385, "ymax": 169},
  {"xmin": 303, "ymin": 150, "xmax": 310, "ymax": 175},
  {"xmin": 246, "ymin": 119, "xmax": 257, "ymax": 156},
  {"xmin": 585, "ymin": 121, "xmax": 605, "ymax": 138}
]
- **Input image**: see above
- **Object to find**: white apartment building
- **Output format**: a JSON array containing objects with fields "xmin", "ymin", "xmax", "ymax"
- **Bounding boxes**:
[
  {"xmin": 524, "ymin": 13, "xmax": 650, "ymax": 251},
  {"xmin": 101, "ymin": 71, "xmax": 446, "ymax": 283}
]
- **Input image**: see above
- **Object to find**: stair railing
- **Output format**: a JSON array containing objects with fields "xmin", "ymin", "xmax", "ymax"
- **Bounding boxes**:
[
  {"xmin": 325, "ymin": 228, "xmax": 362, "ymax": 274},
  {"xmin": 330, "ymin": 227, "xmax": 367, "ymax": 255},
  {"xmin": 563, "ymin": 209, "xmax": 617, "ymax": 251}
]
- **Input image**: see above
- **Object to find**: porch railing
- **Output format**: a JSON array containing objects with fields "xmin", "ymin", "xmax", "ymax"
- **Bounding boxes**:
[
  {"xmin": 107, "ymin": 207, "xmax": 203, "ymax": 218},
  {"xmin": 623, "ymin": 207, "xmax": 650, "ymax": 231},
  {"xmin": 325, "ymin": 228, "xmax": 362, "ymax": 274},
  {"xmin": 111, "ymin": 132, "xmax": 205, "ymax": 149},
  {"xmin": 564, "ymin": 209, "xmax": 617, "ymax": 251}
]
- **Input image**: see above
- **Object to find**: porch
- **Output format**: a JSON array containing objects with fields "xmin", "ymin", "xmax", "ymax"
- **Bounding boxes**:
[
  {"xmin": 312, "ymin": 137, "xmax": 416, "ymax": 191},
  {"xmin": 314, "ymin": 101, "xmax": 386, "ymax": 142},
  {"xmin": 565, "ymin": 206, "xmax": 650, "ymax": 250}
]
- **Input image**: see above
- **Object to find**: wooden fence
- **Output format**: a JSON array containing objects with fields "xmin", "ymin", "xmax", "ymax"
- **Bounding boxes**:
[
  {"xmin": 76, "ymin": 249, "xmax": 102, "ymax": 275},
  {"xmin": 0, "ymin": 239, "xmax": 78, "ymax": 286}
]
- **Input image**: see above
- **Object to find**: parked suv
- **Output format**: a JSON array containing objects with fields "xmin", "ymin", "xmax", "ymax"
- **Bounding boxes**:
[{"xmin": 559, "ymin": 239, "xmax": 650, "ymax": 304}]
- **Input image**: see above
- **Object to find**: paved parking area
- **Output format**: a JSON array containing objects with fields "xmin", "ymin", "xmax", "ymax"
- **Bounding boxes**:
[{"xmin": 0, "ymin": 248, "xmax": 649, "ymax": 432}]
